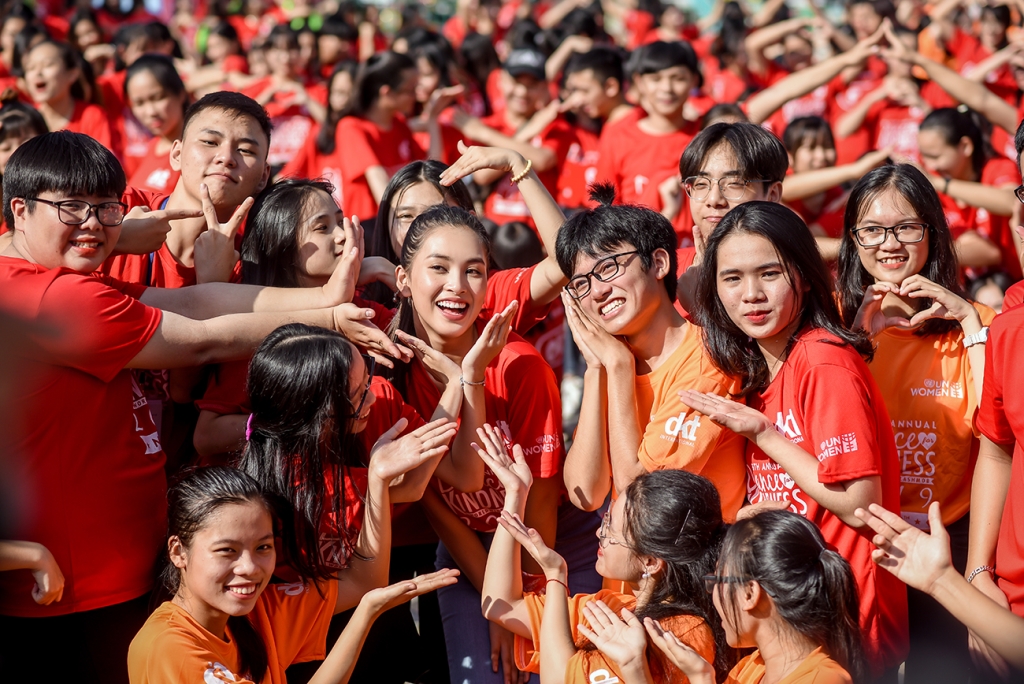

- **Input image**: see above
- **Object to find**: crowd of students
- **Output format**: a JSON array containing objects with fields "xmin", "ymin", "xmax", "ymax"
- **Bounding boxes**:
[{"xmin": 2, "ymin": 0, "xmax": 1024, "ymax": 682}]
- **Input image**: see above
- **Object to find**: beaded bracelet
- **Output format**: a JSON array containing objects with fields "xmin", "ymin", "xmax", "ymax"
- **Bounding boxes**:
[
  {"xmin": 966, "ymin": 565, "xmax": 994, "ymax": 584},
  {"xmin": 510, "ymin": 159, "xmax": 533, "ymax": 185}
]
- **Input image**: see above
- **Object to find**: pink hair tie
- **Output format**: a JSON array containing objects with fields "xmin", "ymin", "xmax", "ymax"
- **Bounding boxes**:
[{"xmin": 245, "ymin": 413, "xmax": 254, "ymax": 441}]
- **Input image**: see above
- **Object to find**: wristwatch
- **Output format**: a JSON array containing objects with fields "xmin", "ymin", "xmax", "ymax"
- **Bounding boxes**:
[{"xmin": 963, "ymin": 326, "xmax": 989, "ymax": 348}]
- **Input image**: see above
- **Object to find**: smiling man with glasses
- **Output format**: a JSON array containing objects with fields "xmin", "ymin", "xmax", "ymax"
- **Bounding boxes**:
[{"xmin": 554, "ymin": 184, "xmax": 747, "ymax": 521}]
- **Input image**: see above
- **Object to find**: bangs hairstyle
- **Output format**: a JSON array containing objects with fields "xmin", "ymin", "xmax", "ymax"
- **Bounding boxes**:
[
  {"xmin": 782, "ymin": 116, "xmax": 835, "ymax": 156},
  {"xmin": 239, "ymin": 323, "xmax": 367, "ymax": 583},
  {"xmin": 680, "ymin": 122, "xmax": 789, "ymax": 184},
  {"xmin": 717, "ymin": 510, "xmax": 868, "ymax": 684},
  {"xmin": 345, "ymin": 50, "xmax": 417, "ymax": 119},
  {"xmin": 4, "ymin": 131, "xmax": 125, "ymax": 228},
  {"xmin": 629, "ymin": 40, "xmax": 702, "ymax": 88},
  {"xmin": 0, "ymin": 91, "xmax": 47, "ymax": 147},
  {"xmin": 696, "ymin": 202, "xmax": 872, "ymax": 395},
  {"xmin": 554, "ymin": 182, "xmax": 678, "ymax": 302},
  {"xmin": 161, "ymin": 466, "xmax": 274, "ymax": 684},
  {"xmin": 182, "ymin": 91, "xmax": 273, "ymax": 149},
  {"xmin": 620, "ymin": 470, "xmax": 734, "ymax": 681},
  {"xmin": 838, "ymin": 164, "xmax": 965, "ymax": 337},
  {"xmin": 563, "ymin": 46, "xmax": 626, "ymax": 87},
  {"xmin": 365, "ymin": 160, "xmax": 473, "ymax": 307},
  {"xmin": 241, "ymin": 178, "xmax": 337, "ymax": 287},
  {"xmin": 125, "ymin": 53, "xmax": 188, "ymax": 102}
]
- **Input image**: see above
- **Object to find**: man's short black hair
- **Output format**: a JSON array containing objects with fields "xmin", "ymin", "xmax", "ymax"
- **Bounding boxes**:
[
  {"xmin": 182, "ymin": 92, "xmax": 273, "ymax": 149},
  {"xmin": 628, "ymin": 40, "xmax": 702, "ymax": 88},
  {"xmin": 563, "ymin": 47, "xmax": 626, "ymax": 87},
  {"xmin": 555, "ymin": 183, "xmax": 678, "ymax": 303},
  {"xmin": 4, "ymin": 131, "xmax": 126, "ymax": 228},
  {"xmin": 679, "ymin": 122, "xmax": 788, "ymax": 185}
]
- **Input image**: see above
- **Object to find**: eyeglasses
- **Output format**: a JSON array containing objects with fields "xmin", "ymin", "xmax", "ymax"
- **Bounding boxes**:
[
  {"xmin": 852, "ymin": 223, "xmax": 928, "ymax": 247},
  {"xmin": 566, "ymin": 250, "xmax": 639, "ymax": 299},
  {"xmin": 702, "ymin": 574, "xmax": 752, "ymax": 594},
  {"xmin": 683, "ymin": 176, "xmax": 767, "ymax": 201},
  {"xmin": 27, "ymin": 197, "xmax": 128, "ymax": 227},
  {"xmin": 352, "ymin": 354, "xmax": 376, "ymax": 418},
  {"xmin": 1014, "ymin": 185, "xmax": 1024, "ymax": 204},
  {"xmin": 598, "ymin": 511, "xmax": 626, "ymax": 549}
]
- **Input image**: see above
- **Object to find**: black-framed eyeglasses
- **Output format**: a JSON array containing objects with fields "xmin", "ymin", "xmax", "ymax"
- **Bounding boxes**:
[
  {"xmin": 566, "ymin": 250, "xmax": 639, "ymax": 299},
  {"xmin": 683, "ymin": 176, "xmax": 767, "ymax": 201},
  {"xmin": 703, "ymin": 574, "xmax": 752, "ymax": 594},
  {"xmin": 1014, "ymin": 185, "xmax": 1024, "ymax": 204},
  {"xmin": 27, "ymin": 197, "xmax": 128, "ymax": 227},
  {"xmin": 352, "ymin": 354, "xmax": 376, "ymax": 418},
  {"xmin": 852, "ymin": 223, "xmax": 928, "ymax": 247},
  {"xmin": 597, "ymin": 510, "xmax": 626, "ymax": 549}
]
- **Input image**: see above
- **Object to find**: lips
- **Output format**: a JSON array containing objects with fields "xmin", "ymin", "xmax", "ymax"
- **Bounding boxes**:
[
  {"xmin": 877, "ymin": 256, "xmax": 908, "ymax": 270},
  {"xmin": 744, "ymin": 310, "xmax": 771, "ymax": 324},
  {"xmin": 225, "ymin": 583, "xmax": 259, "ymax": 599},
  {"xmin": 436, "ymin": 299, "xmax": 469, "ymax": 320},
  {"xmin": 599, "ymin": 298, "xmax": 626, "ymax": 318}
]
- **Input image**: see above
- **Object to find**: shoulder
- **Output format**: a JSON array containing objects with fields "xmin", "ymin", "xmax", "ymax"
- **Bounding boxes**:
[
  {"xmin": 338, "ymin": 116, "xmax": 372, "ymax": 133},
  {"xmin": 128, "ymin": 604, "xmax": 217, "ymax": 676},
  {"xmin": 791, "ymin": 328, "xmax": 864, "ymax": 369},
  {"xmin": 991, "ymin": 304, "xmax": 1024, "ymax": 334},
  {"xmin": 982, "ymin": 156, "xmax": 1020, "ymax": 184}
]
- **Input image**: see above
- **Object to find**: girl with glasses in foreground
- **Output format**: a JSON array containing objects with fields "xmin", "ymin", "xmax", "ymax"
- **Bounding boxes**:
[
  {"xmin": 477, "ymin": 424, "xmax": 732, "ymax": 684},
  {"xmin": 837, "ymin": 164, "xmax": 994, "ymax": 684}
]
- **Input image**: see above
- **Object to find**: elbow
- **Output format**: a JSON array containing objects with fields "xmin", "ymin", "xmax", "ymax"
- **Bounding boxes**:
[{"xmin": 530, "ymin": 148, "xmax": 557, "ymax": 173}]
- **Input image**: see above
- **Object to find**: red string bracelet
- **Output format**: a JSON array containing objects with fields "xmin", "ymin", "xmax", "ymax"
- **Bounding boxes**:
[{"xmin": 546, "ymin": 577, "xmax": 569, "ymax": 594}]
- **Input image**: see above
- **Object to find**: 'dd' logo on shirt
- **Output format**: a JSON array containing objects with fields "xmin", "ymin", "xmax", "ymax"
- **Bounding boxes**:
[{"xmin": 662, "ymin": 412, "xmax": 701, "ymax": 444}]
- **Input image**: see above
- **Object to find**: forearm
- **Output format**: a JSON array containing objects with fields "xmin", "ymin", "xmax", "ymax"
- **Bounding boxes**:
[
  {"xmin": 538, "ymin": 563, "xmax": 575, "ymax": 684},
  {"xmin": 814, "ymin": 236, "xmax": 841, "ymax": 262},
  {"xmin": 422, "ymin": 488, "xmax": 489, "ymax": 591},
  {"xmin": 436, "ymin": 381, "xmax": 485, "ymax": 491},
  {"xmin": 754, "ymin": 430, "xmax": 879, "ymax": 528},
  {"xmin": 943, "ymin": 180, "xmax": 1016, "ymax": 217},
  {"xmin": 522, "ymin": 478, "xmax": 560, "ymax": 575},
  {"xmin": 606, "ymin": 361, "xmax": 646, "ymax": 494},
  {"xmin": 835, "ymin": 94, "xmax": 881, "ymax": 140},
  {"xmin": 464, "ymin": 124, "xmax": 558, "ymax": 173},
  {"xmin": 337, "ymin": 473, "xmax": 392, "ymax": 612},
  {"xmin": 405, "ymin": 381, "xmax": 467, "ymax": 496},
  {"xmin": 563, "ymin": 368, "xmax": 611, "ymax": 511},
  {"xmin": 782, "ymin": 166, "xmax": 860, "ymax": 201},
  {"xmin": 967, "ymin": 438, "xmax": 1013, "ymax": 571},
  {"xmin": 142, "ymin": 282, "xmax": 338, "ymax": 320},
  {"xmin": 955, "ymin": 232, "xmax": 1003, "ymax": 268},
  {"xmin": 193, "ymin": 411, "xmax": 247, "ymax": 457},
  {"xmin": 745, "ymin": 48, "xmax": 862, "ymax": 124},
  {"xmin": 307, "ymin": 600, "xmax": 377, "ymax": 684},
  {"xmin": 915, "ymin": 55, "xmax": 1019, "ymax": 133},
  {"xmin": 426, "ymin": 118, "xmax": 443, "ymax": 162},
  {"xmin": 366, "ymin": 166, "xmax": 389, "ymax": 206},
  {"xmin": 481, "ymin": 487, "xmax": 530, "ymax": 633},
  {"xmin": 0, "ymin": 541, "xmax": 46, "ymax": 572},
  {"xmin": 676, "ymin": 265, "xmax": 700, "ymax": 314}
]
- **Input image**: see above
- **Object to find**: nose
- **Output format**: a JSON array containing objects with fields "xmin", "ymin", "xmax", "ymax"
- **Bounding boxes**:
[
  {"xmin": 879, "ymin": 228, "xmax": 902, "ymax": 249},
  {"xmin": 705, "ymin": 181, "xmax": 729, "ymax": 207},
  {"xmin": 235, "ymin": 550, "xmax": 258, "ymax": 576},
  {"xmin": 215, "ymin": 141, "xmax": 237, "ymax": 167},
  {"xmin": 589, "ymin": 274, "xmax": 613, "ymax": 301},
  {"xmin": 741, "ymin": 276, "xmax": 765, "ymax": 303}
]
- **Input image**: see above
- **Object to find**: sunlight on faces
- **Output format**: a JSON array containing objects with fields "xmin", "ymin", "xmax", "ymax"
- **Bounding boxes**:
[
  {"xmin": 690, "ymin": 143, "xmax": 779, "ymax": 239},
  {"xmin": 633, "ymin": 65, "xmax": 692, "ymax": 119},
  {"xmin": 564, "ymin": 69, "xmax": 617, "ymax": 120},
  {"xmin": 849, "ymin": 3, "xmax": 882, "ymax": 40},
  {"xmin": 23, "ymin": 43, "xmax": 78, "ymax": 105},
  {"xmin": 396, "ymin": 224, "xmax": 488, "ymax": 345},
  {"xmin": 853, "ymin": 187, "xmax": 930, "ymax": 285},
  {"xmin": 294, "ymin": 189, "xmax": 345, "ymax": 287},
  {"xmin": 572, "ymin": 244, "xmax": 670, "ymax": 338},
  {"xmin": 388, "ymin": 181, "xmax": 453, "ymax": 255},
  {"xmin": 917, "ymin": 128, "xmax": 972, "ymax": 180},
  {"xmin": 416, "ymin": 56, "xmax": 442, "ymax": 104},
  {"xmin": 11, "ymin": 193, "xmax": 122, "ymax": 272},
  {"xmin": 127, "ymin": 71, "xmax": 186, "ymax": 139},
  {"xmin": 171, "ymin": 108, "xmax": 271, "ymax": 214},
  {"xmin": 346, "ymin": 342, "xmax": 375, "ymax": 434},
  {"xmin": 594, "ymin": 496, "xmax": 644, "ymax": 582},
  {"xmin": 715, "ymin": 232, "xmax": 805, "ymax": 350},
  {"xmin": 171, "ymin": 501, "xmax": 276, "ymax": 629}
]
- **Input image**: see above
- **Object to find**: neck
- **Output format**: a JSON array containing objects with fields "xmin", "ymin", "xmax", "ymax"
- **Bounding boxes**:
[
  {"xmin": 753, "ymin": 621, "xmax": 819, "ymax": 684},
  {"xmin": 41, "ymin": 95, "xmax": 75, "ymax": 124},
  {"xmin": 625, "ymin": 303, "xmax": 687, "ymax": 373},
  {"xmin": 366, "ymin": 102, "xmax": 394, "ymax": 129},
  {"xmin": 412, "ymin": 312, "xmax": 476, "ymax": 363},
  {"xmin": 638, "ymin": 108, "xmax": 686, "ymax": 134},
  {"xmin": 603, "ymin": 101, "xmax": 632, "ymax": 125},
  {"xmin": 504, "ymin": 108, "xmax": 529, "ymax": 130},
  {"xmin": 172, "ymin": 590, "xmax": 230, "ymax": 641},
  {"xmin": 755, "ymin": 318, "xmax": 802, "ymax": 381}
]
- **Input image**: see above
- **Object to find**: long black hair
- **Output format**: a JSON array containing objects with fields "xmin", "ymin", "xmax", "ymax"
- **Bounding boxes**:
[
  {"xmin": 837, "ymin": 164, "xmax": 965, "ymax": 337},
  {"xmin": 238, "ymin": 324, "xmax": 366, "ymax": 582},
  {"xmin": 696, "ymin": 201, "xmax": 873, "ymax": 395},
  {"xmin": 316, "ymin": 60, "xmax": 359, "ymax": 155},
  {"xmin": 716, "ymin": 510, "xmax": 868, "ymax": 684},
  {"xmin": 124, "ymin": 54, "xmax": 189, "ymax": 129},
  {"xmin": 162, "ymin": 467, "xmax": 273, "ymax": 683},
  {"xmin": 241, "ymin": 178, "xmax": 336, "ymax": 288},
  {"xmin": 365, "ymin": 160, "xmax": 474, "ymax": 307},
  {"xmin": 919, "ymin": 107, "xmax": 990, "ymax": 180},
  {"xmin": 622, "ymin": 470, "xmax": 734, "ymax": 681},
  {"xmin": 345, "ymin": 50, "xmax": 416, "ymax": 119}
]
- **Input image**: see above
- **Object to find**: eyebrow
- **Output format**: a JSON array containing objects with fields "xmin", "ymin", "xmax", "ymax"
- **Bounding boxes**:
[
  {"xmin": 718, "ymin": 261, "xmax": 783, "ymax": 276},
  {"xmin": 210, "ymin": 534, "xmax": 275, "ymax": 545},
  {"xmin": 426, "ymin": 254, "xmax": 486, "ymax": 264},
  {"xmin": 697, "ymin": 170, "xmax": 743, "ymax": 178},
  {"xmin": 197, "ymin": 128, "xmax": 262, "ymax": 148}
]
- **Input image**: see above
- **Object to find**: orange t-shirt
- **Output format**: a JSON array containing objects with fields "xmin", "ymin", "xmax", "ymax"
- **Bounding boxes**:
[
  {"xmin": 868, "ymin": 304, "xmax": 995, "ymax": 529},
  {"xmin": 725, "ymin": 647, "xmax": 852, "ymax": 684},
  {"xmin": 128, "ymin": 582, "xmax": 338, "ymax": 684},
  {"xmin": 516, "ymin": 589, "xmax": 715, "ymax": 684},
  {"xmin": 634, "ymin": 322, "xmax": 747, "ymax": 521}
]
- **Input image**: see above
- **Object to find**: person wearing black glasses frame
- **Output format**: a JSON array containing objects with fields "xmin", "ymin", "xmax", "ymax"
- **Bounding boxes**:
[{"xmin": 554, "ymin": 182, "xmax": 747, "ymax": 522}]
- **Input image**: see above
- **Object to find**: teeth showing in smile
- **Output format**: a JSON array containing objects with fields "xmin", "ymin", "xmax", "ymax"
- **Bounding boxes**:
[
  {"xmin": 879, "ymin": 257, "xmax": 907, "ymax": 264},
  {"xmin": 437, "ymin": 301, "xmax": 467, "ymax": 312},
  {"xmin": 600, "ymin": 299, "xmax": 625, "ymax": 316},
  {"xmin": 70, "ymin": 241, "xmax": 98, "ymax": 249},
  {"xmin": 227, "ymin": 585, "xmax": 256, "ymax": 595}
]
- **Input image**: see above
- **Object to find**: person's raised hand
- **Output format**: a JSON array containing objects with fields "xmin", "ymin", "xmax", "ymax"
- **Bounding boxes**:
[
  {"xmin": 461, "ymin": 300, "xmax": 518, "ymax": 381},
  {"xmin": 678, "ymin": 390, "xmax": 773, "ymax": 441},
  {"xmin": 735, "ymin": 499, "xmax": 792, "ymax": 520},
  {"xmin": 644, "ymin": 618, "xmax": 716, "ymax": 684},
  {"xmin": 424, "ymin": 84, "xmax": 466, "ymax": 120},
  {"xmin": 658, "ymin": 175, "xmax": 683, "ymax": 222},
  {"xmin": 899, "ymin": 275, "xmax": 980, "ymax": 329},
  {"xmin": 194, "ymin": 184, "xmax": 253, "ymax": 283},
  {"xmin": 855, "ymin": 502, "xmax": 954, "ymax": 590},
  {"xmin": 360, "ymin": 568, "xmax": 461, "ymax": 617},
  {"xmin": 561, "ymin": 291, "xmax": 633, "ymax": 370},
  {"xmin": 331, "ymin": 303, "xmax": 412, "ymax": 368},
  {"xmin": 577, "ymin": 601, "xmax": 648, "ymax": 672},
  {"xmin": 488, "ymin": 621, "xmax": 525, "ymax": 684},
  {"xmin": 369, "ymin": 416, "xmax": 458, "ymax": 484},
  {"xmin": 320, "ymin": 216, "xmax": 365, "ymax": 306},
  {"xmin": 852, "ymin": 282, "xmax": 912, "ymax": 335},
  {"xmin": 439, "ymin": 142, "xmax": 528, "ymax": 186},
  {"xmin": 471, "ymin": 423, "xmax": 534, "ymax": 499},
  {"xmin": 497, "ymin": 510, "xmax": 566, "ymax": 576},
  {"xmin": 117, "ymin": 204, "xmax": 204, "ymax": 254},
  {"xmin": 357, "ymin": 256, "xmax": 398, "ymax": 291},
  {"xmin": 395, "ymin": 329, "xmax": 461, "ymax": 389}
]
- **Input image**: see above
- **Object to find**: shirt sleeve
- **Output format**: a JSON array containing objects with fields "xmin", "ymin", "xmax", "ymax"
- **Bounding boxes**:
[
  {"xmin": 976, "ymin": 313, "xmax": 1016, "ymax": 445},
  {"xmin": 263, "ymin": 580, "xmax": 340, "ymax": 666},
  {"xmin": 339, "ymin": 118, "xmax": 381, "ymax": 180},
  {"xmin": 799, "ymin": 362, "xmax": 884, "ymax": 484},
  {"xmin": 484, "ymin": 266, "xmax": 550, "ymax": 334},
  {"xmin": 30, "ymin": 272, "xmax": 161, "ymax": 382}
]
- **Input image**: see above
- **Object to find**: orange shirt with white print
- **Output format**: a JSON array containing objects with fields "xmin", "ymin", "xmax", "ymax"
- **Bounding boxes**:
[
  {"xmin": 635, "ymin": 323, "xmax": 747, "ymax": 521},
  {"xmin": 128, "ymin": 581, "xmax": 338, "ymax": 684},
  {"xmin": 725, "ymin": 647, "xmax": 852, "ymax": 684},
  {"xmin": 515, "ymin": 589, "xmax": 716, "ymax": 684},
  {"xmin": 868, "ymin": 304, "xmax": 996, "ymax": 530}
]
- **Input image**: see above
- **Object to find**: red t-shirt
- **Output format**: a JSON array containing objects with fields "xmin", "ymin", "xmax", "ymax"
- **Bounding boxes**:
[
  {"xmin": 405, "ymin": 331, "xmax": 562, "ymax": 532},
  {"xmin": 0, "ymin": 258, "xmax": 165, "ymax": 617},
  {"xmin": 939, "ymin": 156, "xmax": 1022, "ymax": 280},
  {"xmin": 65, "ymin": 100, "xmax": 116, "ymax": 155},
  {"xmin": 864, "ymin": 101, "xmax": 925, "ymax": 161},
  {"xmin": 280, "ymin": 125, "xmax": 345, "ymax": 208},
  {"xmin": 949, "ymin": 28, "xmax": 1018, "ymax": 105},
  {"xmin": 1003, "ymin": 280, "xmax": 1024, "ymax": 310},
  {"xmin": 785, "ymin": 185, "xmax": 848, "ymax": 239},
  {"xmin": 827, "ymin": 60, "xmax": 887, "ymax": 166},
  {"xmin": 556, "ymin": 122, "xmax": 601, "ymax": 210},
  {"xmin": 413, "ymin": 120, "xmax": 463, "ymax": 166},
  {"xmin": 128, "ymin": 137, "xmax": 179, "ymax": 195},
  {"xmin": 745, "ymin": 327, "xmax": 908, "ymax": 675},
  {"xmin": 337, "ymin": 115, "xmax": 425, "ymax": 221},
  {"xmin": 595, "ymin": 109, "xmax": 699, "ymax": 244},
  {"xmin": 975, "ymin": 306, "xmax": 1024, "ymax": 617}
]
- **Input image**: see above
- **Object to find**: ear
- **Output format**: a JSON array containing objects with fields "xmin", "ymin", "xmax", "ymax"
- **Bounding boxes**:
[
  {"xmin": 643, "ymin": 555, "xmax": 666, "ymax": 579},
  {"xmin": 395, "ymin": 264, "xmax": 412, "ymax": 297},
  {"xmin": 255, "ymin": 159, "xmax": 271, "ymax": 194},
  {"xmin": 169, "ymin": 139, "xmax": 183, "ymax": 173},
  {"xmin": 651, "ymin": 247, "xmax": 672, "ymax": 279},
  {"xmin": 10, "ymin": 196, "xmax": 28, "ymax": 226},
  {"xmin": 765, "ymin": 180, "xmax": 783, "ymax": 203},
  {"xmin": 959, "ymin": 135, "xmax": 974, "ymax": 160},
  {"xmin": 741, "ymin": 579, "xmax": 763, "ymax": 611},
  {"xmin": 168, "ymin": 536, "xmax": 187, "ymax": 570},
  {"xmin": 603, "ymin": 77, "xmax": 620, "ymax": 98}
]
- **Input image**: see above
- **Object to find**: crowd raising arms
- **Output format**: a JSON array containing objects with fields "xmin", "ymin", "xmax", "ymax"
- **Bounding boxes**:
[{"xmin": 6, "ymin": 1, "xmax": 1024, "ymax": 683}]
